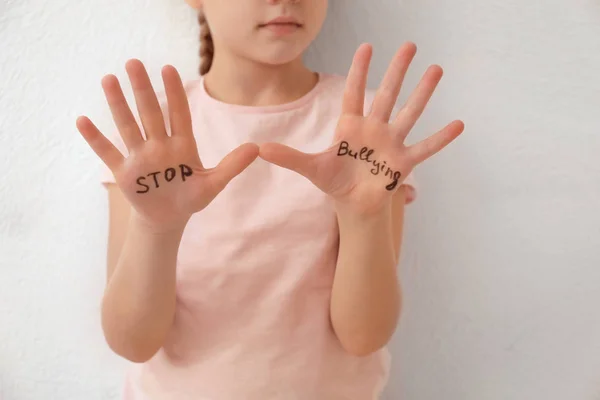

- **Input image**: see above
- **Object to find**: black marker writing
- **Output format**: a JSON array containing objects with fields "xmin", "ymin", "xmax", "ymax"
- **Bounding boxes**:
[
  {"xmin": 337, "ymin": 141, "xmax": 401, "ymax": 191},
  {"xmin": 136, "ymin": 164, "xmax": 194, "ymax": 194}
]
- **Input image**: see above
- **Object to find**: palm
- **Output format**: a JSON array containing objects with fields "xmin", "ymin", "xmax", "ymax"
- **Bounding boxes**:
[
  {"xmin": 305, "ymin": 116, "xmax": 409, "ymax": 212},
  {"xmin": 77, "ymin": 59, "xmax": 258, "ymax": 230},
  {"xmin": 114, "ymin": 140, "xmax": 210, "ymax": 227},
  {"xmin": 260, "ymin": 42, "xmax": 464, "ymax": 214}
]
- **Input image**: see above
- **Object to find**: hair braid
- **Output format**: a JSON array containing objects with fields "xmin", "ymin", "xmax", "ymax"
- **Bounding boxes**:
[{"xmin": 198, "ymin": 11, "xmax": 214, "ymax": 76}]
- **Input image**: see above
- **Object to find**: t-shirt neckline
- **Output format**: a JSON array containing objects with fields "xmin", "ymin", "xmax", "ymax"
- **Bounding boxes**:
[{"xmin": 197, "ymin": 72, "xmax": 326, "ymax": 115}]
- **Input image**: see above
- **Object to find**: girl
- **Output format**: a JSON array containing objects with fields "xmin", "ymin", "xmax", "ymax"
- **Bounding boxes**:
[{"xmin": 76, "ymin": 0, "xmax": 464, "ymax": 398}]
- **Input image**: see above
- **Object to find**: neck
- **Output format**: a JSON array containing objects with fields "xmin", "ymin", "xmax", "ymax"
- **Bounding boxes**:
[{"xmin": 203, "ymin": 50, "xmax": 319, "ymax": 107}]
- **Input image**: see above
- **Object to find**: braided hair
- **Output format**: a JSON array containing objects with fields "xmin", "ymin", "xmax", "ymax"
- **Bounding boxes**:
[{"xmin": 198, "ymin": 11, "xmax": 214, "ymax": 75}]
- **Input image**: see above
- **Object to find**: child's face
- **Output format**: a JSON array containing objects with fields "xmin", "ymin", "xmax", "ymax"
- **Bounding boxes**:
[{"xmin": 195, "ymin": 0, "xmax": 328, "ymax": 66}]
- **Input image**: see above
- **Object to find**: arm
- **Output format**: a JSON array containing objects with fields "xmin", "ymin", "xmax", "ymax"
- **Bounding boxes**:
[
  {"xmin": 258, "ymin": 43, "xmax": 462, "ymax": 357},
  {"xmin": 78, "ymin": 61, "xmax": 260, "ymax": 364},
  {"xmin": 101, "ymin": 184, "xmax": 185, "ymax": 363},
  {"xmin": 330, "ymin": 186, "xmax": 407, "ymax": 357}
]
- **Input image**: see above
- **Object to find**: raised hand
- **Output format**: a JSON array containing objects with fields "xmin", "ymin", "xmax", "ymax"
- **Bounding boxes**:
[
  {"xmin": 76, "ymin": 59, "xmax": 259, "ymax": 231},
  {"xmin": 259, "ymin": 42, "xmax": 464, "ymax": 215}
]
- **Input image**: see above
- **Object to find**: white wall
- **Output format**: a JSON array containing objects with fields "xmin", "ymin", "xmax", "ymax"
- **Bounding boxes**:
[{"xmin": 1, "ymin": 0, "xmax": 599, "ymax": 399}]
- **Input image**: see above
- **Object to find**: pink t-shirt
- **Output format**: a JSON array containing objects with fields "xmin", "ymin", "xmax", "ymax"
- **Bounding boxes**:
[{"xmin": 100, "ymin": 72, "xmax": 417, "ymax": 400}]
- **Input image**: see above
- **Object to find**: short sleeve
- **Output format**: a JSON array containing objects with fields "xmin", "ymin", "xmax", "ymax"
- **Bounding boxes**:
[
  {"xmin": 99, "ymin": 129, "xmax": 127, "ymax": 185},
  {"xmin": 401, "ymin": 170, "xmax": 417, "ymax": 204},
  {"xmin": 99, "ymin": 88, "xmax": 170, "ymax": 186},
  {"xmin": 363, "ymin": 89, "xmax": 418, "ymax": 205}
]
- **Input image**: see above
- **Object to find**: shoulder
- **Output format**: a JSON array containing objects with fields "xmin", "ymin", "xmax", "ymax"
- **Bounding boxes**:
[
  {"xmin": 317, "ymin": 73, "xmax": 378, "ymax": 112},
  {"xmin": 154, "ymin": 78, "xmax": 203, "ymax": 106},
  {"xmin": 152, "ymin": 78, "xmax": 204, "ymax": 134}
]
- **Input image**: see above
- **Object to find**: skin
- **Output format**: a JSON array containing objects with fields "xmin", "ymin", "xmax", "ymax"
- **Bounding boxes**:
[
  {"xmin": 76, "ymin": 0, "xmax": 463, "ymax": 362},
  {"xmin": 260, "ymin": 43, "xmax": 464, "ymax": 354},
  {"xmin": 188, "ymin": 0, "xmax": 328, "ymax": 107}
]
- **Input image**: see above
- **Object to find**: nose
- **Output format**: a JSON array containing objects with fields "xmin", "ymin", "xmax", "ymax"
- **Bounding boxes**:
[{"xmin": 267, "ymin": 0, "xmax": 300, "ymax": 4}]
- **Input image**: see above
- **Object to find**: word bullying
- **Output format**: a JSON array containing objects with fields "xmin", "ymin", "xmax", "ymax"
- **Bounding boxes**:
[{"xmin": 337, "ymin": 141, "xmax": 401, "ymax": 191}]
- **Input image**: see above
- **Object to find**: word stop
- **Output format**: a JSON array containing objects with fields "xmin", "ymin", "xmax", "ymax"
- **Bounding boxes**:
[{"xmin": 136, "ymin": 164, "xmax": 193, "ymax": 194}]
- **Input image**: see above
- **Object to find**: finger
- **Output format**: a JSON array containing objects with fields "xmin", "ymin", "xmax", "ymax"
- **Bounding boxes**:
[
  {"xmin": 208, "ymin": 143, "xmax": 260, "ymax": 191},
  {"xmin": 125, "ymin": 59, "xmax": 168, "ymax": 141},
  {"xmin": 161, "ymin": 65, "xmax": 193, "ymax": 139},
  {"xmin": 408, "ymin": 120, "xmax": 464, "ymax": 165},
  {"xmin": 393, "ymin": 64, "xmax": 444, "ymax": 140},
  {"xmin": 342, "ymin": 43, "xmax": 373, "ymax": 116},
  {"xmin": 369, "ymin": 41, "xmax": 417, "ymax": 122},
  {"xmin": 101, "ymin": 74, "xmax": 145, "ymax": 150},
  {"xmin": 258, "ymin": 142, "xmax": 318, "ymax": 179},
  {"xmin": 76, "ymin": 116, "xmax": 125, "ymax": 171}
]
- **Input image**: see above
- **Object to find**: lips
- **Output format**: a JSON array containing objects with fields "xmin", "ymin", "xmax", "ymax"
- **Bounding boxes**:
[
  {"xmin": 265, "ymin": 22, "xmax": 301, "ymax": 27},
  {"xmin": 259, "ymin": 16, "xmax": 302, "ymax": 28}
]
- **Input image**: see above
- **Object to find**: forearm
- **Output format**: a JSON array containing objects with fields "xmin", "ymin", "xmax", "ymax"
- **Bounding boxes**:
[
  {"xmin": 101, "ymin": 212, "xmax": 186, "ymax": 362},
  {"xmin": 330, "ymin": 201, "xmax": 401, "ymax": 356}
]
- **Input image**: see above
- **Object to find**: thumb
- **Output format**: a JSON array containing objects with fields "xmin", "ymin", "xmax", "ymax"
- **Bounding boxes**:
[
  {"xmin": 259, "ymin": 142, "xmax": 317, "ymax": 179},
  {"xmin": 209, "ymin": 143, "xmax": 260, "ymax": 191}
]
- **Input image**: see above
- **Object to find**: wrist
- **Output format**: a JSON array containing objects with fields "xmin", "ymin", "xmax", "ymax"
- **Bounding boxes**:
[
  {"xmin": 334, "ymin": 203, "xmax": 393, "ymax": 244},
  {"xmin": 129, "ymin": 210, "xmax": 189, "ymax": 237},
  {"xmin": 334, "ymin": 198, "xmax": 392, "ymax": 225}
]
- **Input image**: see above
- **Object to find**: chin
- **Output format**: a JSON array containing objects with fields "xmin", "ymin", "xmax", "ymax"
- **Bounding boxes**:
[
  {"xmin": 255, "ymin": 47, "xmax": 308, "ymax": 67},
  {"xmin": 259, "ymin": 55, "xmax": 303, "ymax": 67}
]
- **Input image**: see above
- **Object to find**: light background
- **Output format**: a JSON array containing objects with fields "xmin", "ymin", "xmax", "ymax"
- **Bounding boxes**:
[{"xmin": 1, "ymin": 0, "xmax": 599, "ymax": 398}]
